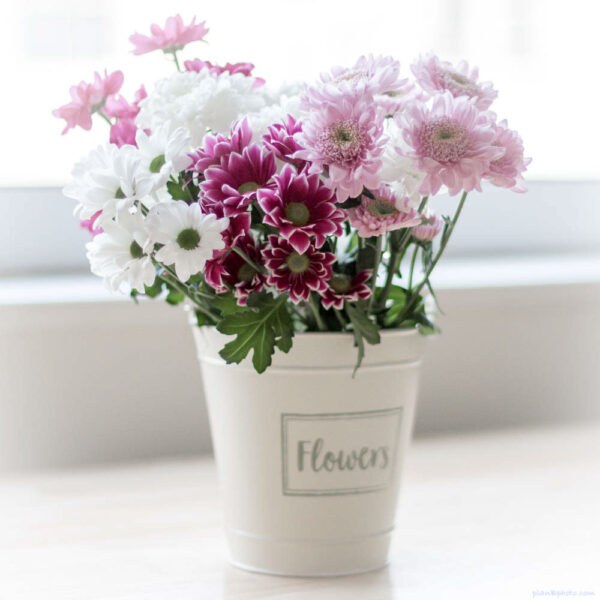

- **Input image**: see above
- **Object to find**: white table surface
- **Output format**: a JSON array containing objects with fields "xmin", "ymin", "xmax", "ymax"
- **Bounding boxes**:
[{"xmin": 1, "ymin": 424, "xmax": 599, "ymax": 600}]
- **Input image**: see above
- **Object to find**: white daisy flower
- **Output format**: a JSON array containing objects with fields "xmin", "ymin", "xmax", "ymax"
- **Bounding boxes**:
[
  {"xmin": 64, "ymin": 143, "xmax": 152, "ymax": 227},
  {"xmin": 86, "ymin": 209, "xmax": 155, "ymax": 293},
  {"xmin": 146, "ymin": 201, "xmax": 229, "ymax": 282},
  {"xmin": 136, "ymin": 70, "xmax": 267, "ymax": 146},
  {"xmin": 136, "ymin": 122, "xmax": 192, "ymax": 193},
  {"xmin": 247, "ymin": 94, "xmax": 301, "ymax": 142}
]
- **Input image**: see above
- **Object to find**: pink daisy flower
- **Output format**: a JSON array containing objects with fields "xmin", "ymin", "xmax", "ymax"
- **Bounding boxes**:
[
  {"xmin": 262, "ymin": 115, "xmax": 307, "ymax": 170},
  {"xmin": 201, "ymin": 144, "xmax": 276, "ymax": 216},
  {"xmin": 53, "ymin": 70, "xmax": 124, "ymax": 134},
  {"xmin": 375, "ymin": 81, "xmax": 429, "ymax": 117},
  {"xmin": 484, "ymin": 119, "xmax": 531, "ymax": 192},
  {"xmin": 257, "ymin": 165, "xmax": 344, "ymax": 254},
  {"xmin": 262, "ymin": 235, "xmax": 336, "ymax": 304},
  {"xmin": 320, "ymin": 270, "xmax": 372, "ymax": 310},
  {"xmin": 205, "ymin": 235, "xmax": 265, "ymax": 304},
  {"xmin": 397, "ymin": 92, "xmax": 504, "ymax": 196},
  {"xmin": 109, "ymin": 119, "xmax": 138, "ymax": 147},
  {"xmin": 189, "ymin": 118, "xmax": 252, "ymax": 175},
  {"xmin": 412, "ymin": 212, "xmax": 444, "ymax": 242},
  {"xmin": 129, "ymin": 15, "xmax": 209, "ymax": 55},
  {"xmin": 294, "ymin": 89, "xmax": 387, "ymax": 201},
  {"xmin": 411, "ymin": 54, "xmax": 498, "ymax": 110},
  {"xmin": 347, "ymin": 186, "xmax": 421, "ymax": 238},
  {"xmin": 104, "ymin": 85, "xmax": 147, "ymax": 120}
]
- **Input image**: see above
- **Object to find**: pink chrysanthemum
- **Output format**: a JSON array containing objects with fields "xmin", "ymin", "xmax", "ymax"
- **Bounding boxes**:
[
  {"xmin": 183, "ymin": 59, "xmax": 264, "ymax": 87},
  {"xmin": 375, "ymin": 81, "xmax": 429, "ymax": 117},
  {"xmin": 262, "ymin": 235, "xmax": 336, "ymax": 304},
  {"xmin": 307, "ymin": 55, "xmax": 406, "ymax": 105},
  {"xmin": 52, "ymin": 70, "xmax": 124, "ymax": 134},
  {"xmin": 205, "ymin": 235, "xmax": 265, "ymax": 304},
  {"xmin": 201, "ymin": 144, "xmax": 276, "ymax": 216},
  {"xmin": 347, "ymin": 186, "xmax": 421, "ymax": 238},
  {"xmin": 484, "ymin": 119, "xmax": 531, "ymax": 192},
  {"xmin": 412, "ymin": 212, "xmax": 444, "ymax": 242},
  {"xmin": 189, "ymin": 118, "xmax": 252, "ymax": 175},
  {"xmin": 397, "ymin": 92, "xmax": 503, "ymax": 196},
  {"xmin": 257, "ymin": 165, "xmax": 344, "ymax": 254},
  {"xmin": 411, "ymin": 54, "xmax": 498, "ymax": 110},
  {"xmin": 262, "ymin": 115, "xmax": 307, "ymax": 170},
  {"xmin": 294, "ymin": 89, "xmax": 386, "ymax": 201},
  {"xmin": 129, "ymin": 15, "xmax": 209, "ymax": 55},
  {"xmin": 320, "ymin": 270, "xmax": 372, "ymax": 310}
]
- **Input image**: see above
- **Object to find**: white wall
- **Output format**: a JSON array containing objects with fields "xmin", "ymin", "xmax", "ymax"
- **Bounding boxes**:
[{"xmin": 2, "ymin": 277, "xmax": 600, "ymax": 473}]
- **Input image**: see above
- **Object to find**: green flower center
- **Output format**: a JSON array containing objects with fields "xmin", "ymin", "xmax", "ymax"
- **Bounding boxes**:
[
  {"xmin": 238, "ymin": 181, "xmax": 260, "ymax": 195},
  {"xmin": 449, "ymin": 72, "xmax": 469, "ymax": 86},
  {"xmin": 176, "ymin": 228, "xmax": 201, "ymax": 250},
  {"xmin": 129, "ymin": 240, "xmax": 144, "ymax": 259},
  {"xmin": 115, "ymin": 187, "xmax": 126, "ymax": 199},
  {"xmin": 285, "ymin": 252, "xmax": 310, "ymax": 274},
  {"xmin": 284, "ymin": 202, "xmax": 310, "ymax": 226},
  {"xmin": 329, "ymin": 274, "xmax": 351, "ymax": 293},
  {"xmin": 367, "ymin": 198, "xmax": 398, "ymax": 217},
  {"xmin": 149, "ymin": 154, "xmax": 166, "ymax": 173},
  {"xmin": 237, "ymin": 262, "xmax": 256, "ymax": 282}
]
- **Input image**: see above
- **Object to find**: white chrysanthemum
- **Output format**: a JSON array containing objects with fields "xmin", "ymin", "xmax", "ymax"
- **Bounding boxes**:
[
  {"xmin": 136, "ymin": 123, "xmax": 192, "ymax": 192},
  {"xmin": 247, "ymin": 94, "xmax": 301, "ymax": 142},
  {"xmin": 136, "ymin": 70, "xmax": 268, "ymax": 146},
  {"xmin": 146, "ymin": 201, "xmax": 229, "ymax": 282},
  {"xmin": 86, "ymin": 209, "xmax": 155, "ymax": 293},
  {"xmin": 380, "ymin": 119, "xmax": 426, "ymax": 207},
  {"xmin": 64, "ymin": 144, "xmax": 152, "ymax": 227}
]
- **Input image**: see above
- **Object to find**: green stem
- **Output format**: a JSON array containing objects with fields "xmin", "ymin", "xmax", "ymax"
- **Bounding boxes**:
[
  {"xmin": 172, "ymin": 51, "xmax": 182, "ymax": 72},
  {"xmin": 396, "ymin": 191, "xmax": 468, "ymax": 324},
  {"xmin": 408, "ymin": 244, "xmax": 420, "ymax": 291},
  {"xmin": 232, "ymin": 246, "xmax": 266, "ymax": 275},
  {"xmin": 334, "ymin": 308, "xmax": 347, "ymax": 330},
  {"xmin": 97, "ymin": 110, "xmax": 113, "ymax": 126},
  {"xmin": 375, "ymin": 196, "xmax": 429, "ymax": 312},
  {"xmin": 367, "ymin": 235, "xmax": 383, "ymax": 315},
  {"xmin": 308, "ymin": 294, "xmax": 327, "ymax": 331}
]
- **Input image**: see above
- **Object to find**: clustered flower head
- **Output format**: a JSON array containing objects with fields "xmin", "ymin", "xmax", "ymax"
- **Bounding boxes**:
[{"xmin": 56, "ymin": 14, "xmax": 531, "ymax": 372}]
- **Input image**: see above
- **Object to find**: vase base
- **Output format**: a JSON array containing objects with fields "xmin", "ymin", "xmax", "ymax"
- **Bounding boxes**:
[{"xmin": 225, "ymin": 528, "xmax": 393, "ymax": 577}]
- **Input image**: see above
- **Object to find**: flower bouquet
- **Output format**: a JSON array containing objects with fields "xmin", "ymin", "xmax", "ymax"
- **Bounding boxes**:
[{"xmin": 55, "ymin": 14, "xmax": 530, "ymax": 576}]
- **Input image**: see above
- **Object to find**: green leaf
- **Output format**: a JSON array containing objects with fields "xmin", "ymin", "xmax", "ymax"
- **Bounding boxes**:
[
  {"xmin": 345, "ymin": 302, "xmax": 381, "ymax": 375},
  {"xmin": 212, "ymin": 292, "xmax": 241, "ymax": 316},
  {"xmin": 165, "ymin": 288, "xmax": 185, "ymax": 305},
  {"xmin": 144, "ymin": 278, "xmax": 164, "ymax": 298},
  {"xmin": 217, "ymin": 295, "xmax": 293, "ymax": 373},
  {"xmin": 195, "ymin": 310, "xmax": 207, "ymax": 327},
  {"xmin": 166, "ymin": 180, "xmax": 189, "ymax": 201},
  {"xmin": 337, "ymin": 196, "xmax": 362, "ymax": 209}
]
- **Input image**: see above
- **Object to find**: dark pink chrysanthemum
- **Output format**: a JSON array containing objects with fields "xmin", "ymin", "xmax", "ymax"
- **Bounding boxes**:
[
  {"xmin": 484, "ymin": 119, "xmax": 531, "ymax": 192},
  {"xmin": 205, "ymin": 235, "xmax": 265, "ymax": 305},
  {"xmin": 411, "ymin": 54, "xmax": 498, "ymax": 110},
  {"xmin": 129, "ymin": 15, "xmax": 209, "ymax": 55},
  {"xmin": 347, "ymin": 185, "xmax": 421, "ymax": 238},
  {"xmin": 262, "ymin": 115, "xmax": 307, "ymax": 169},
  {"xmin": 294, "ymin": 88, "xmax": 387, "ymax": 201},
  {"xmin": 189, "ymin": 118, "xmax": 253, "ymax": 175},
  {"xmin": 52, "ymin": 70, "xmax": 124, "ymax": 134},
  {"xmin": 412, "ymin": 212, "xmax": 443, "ymax": 242},
  {"xmin": 201, "ymin": 144, "xmax": 276, "ymax": 216},
  {"xmin": 257, "ymin": 165, "xmax": 344, "ymax": 254},
  {"xmin": 397, "ymin": 92, "xmax": 504, "ymax": 196},
  {"xmin": 320, "ymin": 270, "xmax": 372, "ymax": 310},
  {"xmin": 261, "ymin": 235, "xmax": 336, "ymax": 304}
]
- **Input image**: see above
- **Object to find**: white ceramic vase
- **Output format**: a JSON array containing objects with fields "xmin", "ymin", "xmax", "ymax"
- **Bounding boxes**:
[{"xmin": 192, "ymin": 327, "xmax": 425, "ymax": 577}]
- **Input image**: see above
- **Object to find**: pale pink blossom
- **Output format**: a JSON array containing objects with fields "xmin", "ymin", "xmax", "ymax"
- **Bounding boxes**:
[
  {"xmin": 110, "ymin": 119, "xmax": 138, "ymax": 147},
  {"xmin": 412, "ymin": 212, "xmax": 443, "ymax": 242},
  {"xmin": 129, "ymin": 15, "xmax": 209, "ymax": 55},
  {"xmin": 104, "ymin": 85, "xmax": 147, "ymax": 119},
  {"xmin": 412, "ymin": 54, "xmax": 497, "ymax": 110},
  {"xmin": 397, "ymin": 92, "xmax": 503, "ymax": 196},
  {"xmin": 347, "ymin": 186, "xmax": 421, "ymax": 237},
  {"xmin": 53, "ymin": 70, "xmax": 124, "ymax": 134},
  {"xmin": 484, "ymin": 119, "xmax": 531, "ymax": 192}
]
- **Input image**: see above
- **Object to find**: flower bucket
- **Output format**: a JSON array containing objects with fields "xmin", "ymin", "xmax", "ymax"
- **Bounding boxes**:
[{"xmin": 192, "ymin": 326, "xmax": 426, "ymax": 576}]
